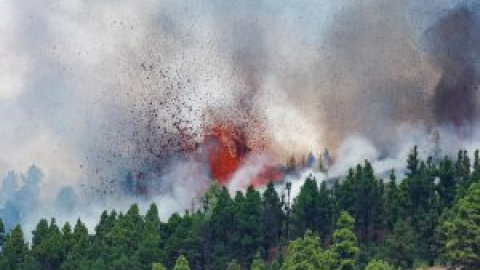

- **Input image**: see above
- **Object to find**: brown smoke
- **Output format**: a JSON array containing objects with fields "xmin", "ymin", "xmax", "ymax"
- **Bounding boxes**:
[
  {"xmin": 104, "ymin": 0, "xmax": 480, "ymax": 170},
  {"xmin": 423, "ymin": 6, "xmax": 480, "ymax": 129}
]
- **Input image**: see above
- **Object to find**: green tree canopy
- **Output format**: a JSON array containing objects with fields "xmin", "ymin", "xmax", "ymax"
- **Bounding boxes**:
[
  {"xmin": 364, "ymin": 259, "xmax": 396, "ymax": 270},
  {"xmin": 331, "ymin": 211, "xmax": 359, "ymax": 270},
  {"xmin": 291, "ymin": 176, "xmax": 320, "ymax": 237},
  {"xmin": 0, "ymin": 225, "xmax": 28, "ymax": 270},
  {"xmin": 152, "ymin": 262, "xmax": 167, "ymax": 270},
  {"xmin": 385, "ymin": 220, "xmax": 416, "ymax": 269},
  {"xmin": 282, "ymin": 230, "xmax": 331, "ymax": 270},
  {"xmin": 443, "ymin": 182, "xmax": 480, "ymax": 270},
  {"xmin": 173, "ymin": 255, "xmax": 191, "ymax": 270},
  {"xmin": 250, "ymin": 252, "xmax": 266, "ymax": 270},
  {"xmin": 261, "ymin": 181, "xmax": 284, "ymax": 252},
  {"xmin": 227, "ymin": 259, "xmax": 242, "ymax": 270},
  {"xmin": 0, "ymin": 219, "xmax": 5, "ymax": 250}
]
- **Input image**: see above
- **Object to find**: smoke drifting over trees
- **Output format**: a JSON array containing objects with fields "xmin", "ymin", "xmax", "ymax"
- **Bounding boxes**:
[{"xmin": 0, "ymin": 0, "xmax": 479, "ymax": 230}]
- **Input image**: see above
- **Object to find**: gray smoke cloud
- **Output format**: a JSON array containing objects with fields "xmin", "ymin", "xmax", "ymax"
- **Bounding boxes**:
[
  {"xmin": 1, "ymin": 0, "xmax": 480, "ymax": 231},
  {"xmin": 423, "ymin": 4, "xmax": 480, "ymax": 129}
]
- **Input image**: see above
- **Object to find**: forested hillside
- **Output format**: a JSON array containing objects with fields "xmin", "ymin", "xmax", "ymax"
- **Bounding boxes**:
[{"xmin": 0, "ymin": 147, "xmax": 479, "ymax": 270}]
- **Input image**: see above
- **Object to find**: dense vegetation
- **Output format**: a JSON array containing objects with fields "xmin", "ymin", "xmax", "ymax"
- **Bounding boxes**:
[{"xmin": 0, "ymin": 147, "xmax": 479, "ymax": 270}]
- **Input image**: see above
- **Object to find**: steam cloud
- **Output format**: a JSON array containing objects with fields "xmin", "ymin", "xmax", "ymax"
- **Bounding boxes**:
[{"xmin": 1, "ymin": 0, "xmax": 480, "ymax": 232}]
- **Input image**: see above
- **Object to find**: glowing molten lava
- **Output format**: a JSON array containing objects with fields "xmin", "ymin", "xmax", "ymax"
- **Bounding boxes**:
[
  {"xmin": 204, "ymin": 124, "xmax": 246, "ymax": 185},
  {"xmin": 204, "ymin": 123, "xmax": 282, "ymax": 187}
]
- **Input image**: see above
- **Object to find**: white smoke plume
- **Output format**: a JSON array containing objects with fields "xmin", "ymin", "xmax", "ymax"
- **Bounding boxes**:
[{"xmin": 1, "ymin": 0, "xmax": 479, "ymax": 232}]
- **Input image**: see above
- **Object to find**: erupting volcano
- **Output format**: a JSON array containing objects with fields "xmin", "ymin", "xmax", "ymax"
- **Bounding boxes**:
[
  {"xmin": 2, "ymin": 0, "xmax": 480, "ymax": 234},
  {"xmin": 203, "ymin": 123, "xmax": 282, "ymax": 187},
  {"xmin": 204, "ymin": 124, "xmax": 250, "ymax": 185}
]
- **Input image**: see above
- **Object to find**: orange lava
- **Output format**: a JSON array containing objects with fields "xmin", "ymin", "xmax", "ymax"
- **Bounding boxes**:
[
  {"xmin": 251, "ymin": 165, "xmax": 283, "ymax": 188},
  {"xmin": 204, "ymin": 123, "xmax": 282, "ymax": 187},
  {"xmin": 204, "ymin": 124, "xmax": 246, "ymax": 185}
]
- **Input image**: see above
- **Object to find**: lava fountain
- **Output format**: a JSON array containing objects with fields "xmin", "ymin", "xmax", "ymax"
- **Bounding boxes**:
[{"xmin": 203, "ymin": 122, "xmax": 282, "ymax": 188}]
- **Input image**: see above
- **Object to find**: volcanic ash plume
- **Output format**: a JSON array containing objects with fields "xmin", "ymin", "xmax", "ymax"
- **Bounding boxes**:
[
  {"xmin": 1, "ymin": 0, "xmax": 480, "ymax": 231},
  {"xmin": 423, "ymin": 5, "xmax": 480, "ymax": 130}
]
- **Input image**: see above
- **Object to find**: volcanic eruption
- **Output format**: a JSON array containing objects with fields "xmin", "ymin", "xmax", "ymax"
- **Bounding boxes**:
[{"xmin": 2, "ymin": 0, "xmax": 480, "ymax": 231}]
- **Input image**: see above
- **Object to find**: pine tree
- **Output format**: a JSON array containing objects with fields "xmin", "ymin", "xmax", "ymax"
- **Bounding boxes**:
[
  {"xmin": 137, "ymin": 203, "xmax": 165, "ymax": 269},
  {"xmin": 331, "ymin": 211, "xmax": 359, "ymax": 270},
  {"xmin": 32, "ymin": 218, "xmax": 64, "ymax": 270},
  {"xmin": 60, "ymin": 219, "xmax": 91, "ymax": 270},
  {"xmin": 124, "ymin": 203, "xmax": 143, "ymax": 253},
  {"xmin": 437, "ymin": 156, "xmax": 457, "ymax": 207},
  {"xmin": 251, "ymin": 252, "xmax": 266, "ymax": 270},
  {"xmin": 282, "ymin": 230, "xmax": 331, "ymax": 270},
  {"xmin": 152, "ymin": 262, "xmax": 167, "ymax": 270},
  {"xmin": 317, "ymin": 181, "xmax": 333, "ymax": 245},
  {"xmin": 443, "ymin": 182, "xmax": 480, "ymax": 269},
  {"xmin": 455, "ymin": 150, "xmax": 471, "ymax": 184},
  {"xmin": 261, "ymin": 181, "xmax": 284, "ymax": 253},
  {"xmin": 162, "ymin": 213, "xmax": 183, "ymax": 267},
  {"xmin": 333, "ymin": 169, "xmax": 356, "ymax": 217},
  {"xmin": 385, "ymin": 220, "xmax": 416, "ymax": 269},
  {"xmin": 407, "ymin": 146, "xmax": 420, "ymax": 177},
  {"xmin": 0, "ymin": 225, "xmax": 28, "ymax": 270},
  {"xmin": 231, "ymin": 191, "xmax": 246, "ymax": 262},
  {"xmin": 227, "ymin": 259, "xmax": 242, "ymax": 270},
  {"xmin": 32, "ymin": 219, "xmax": 49, "ymax": 249},
  {"xmin": 204, "ymin": 186, "xmax": 235, "ymax": 270},
  {"xmin": 384, "ymin": 170, "xmax": 399, "ymax": 232},
  {"xmin": 18, "ymin": 254, "xmax": 41, "ymax": 270},
  {"xmin": 145, "ymin": 203, "xmax": 161, "ymax": 230},
  {"xmin": 269, "ymin": 254, "xmax": 284, "ymax": 270},
  {"xmin": 95, "ymin": 210, "xmax": 116, "ymax": 240},
  {"xmin": 232, "ymin": 186, "xmax": 262, "ymax": 265},
  {"xmin": 137, "ymin": 225, "xmax": 164, "ymax": 269},
  {"xmin": 472, "ymin": 150, "xmax": 480, "ymax": 184},
  {"xmin": 351, "ymin": 162, "xmax": 383, "ymax": 242},
  {"xmin": 404, "ymin": 160, "xmax": 441, "ymax": 266},
  {"xmin": 457, "ymin": 150, "xmax": 474, "ymax": 198},
  {"xmin": 0, "ymin": 218, "xmax": 6, "ymax": 250},
  {"xmin": 291, "ymin": 176, "xmax": 319, "ymax": 237},
  {"xmin": 62, "ymin": 222, "xmax": 73, "ymax": 254},
  {"xmin": 364, "ymin": 259, "xmax": 396, "ymax": 270},
  {"xmin": 173, "ymin": 255, "xmax": 191, "ymax": 270}
]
